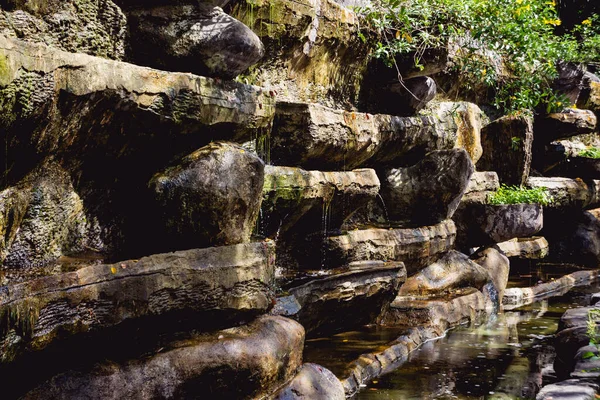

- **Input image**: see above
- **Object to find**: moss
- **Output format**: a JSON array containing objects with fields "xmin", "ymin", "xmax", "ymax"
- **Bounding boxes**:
[{"xmin": 0, "ymin": 53, "xmax": 12, "ymax": 87}]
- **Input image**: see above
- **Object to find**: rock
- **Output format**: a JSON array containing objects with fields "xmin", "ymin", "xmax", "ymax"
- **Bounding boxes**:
[
  {"xmin": 149, "ymin": 142, "xmax": 264, "ymax": 250},
  {"xmin": 461, "ymin": 171, "xmax": 500, "ymax": 203},
  {"xmin": 399, "ymin": 251, "xmax": 491, "ymax": 297},
  {"xmin": 1, "ymin": 161, "xmax": 103, "ymax": 269},
  {"xmin": 477, "ymin": 114, "xmax": 534, "ymax": 185},
  {"xmin": 537, "ymin": 379, "xmax": 599, "ymax": 400},
  {"xmin": 0, "ymin": 34, "xmax": 275, "ymax": 186},
  {"xmin": 492, "ymin": 237, "xmax": 549, "ymax": 259},
  {"xmin": 555, "ymin": 327, "xmax": 591, "ymax": 380},
  {"xmin": 423, "ymin": 101, "xmax": 486, "ymax": 163},
  {"xmin": 581, "ymin": 80, "xmax": 600, "ymax": 114},
  {"xmin": 127, "ymin": 4, "xmax": 264, "ymax": 79},
  {"xmin": 380, "ymin": 76, "xmax": 437, "ymax": 116},
  {"xmin": 230, "ymin": 0, "xmax": 368, "ymax": 108},
  {"xmin": 471, "ymin": 247, "xmax": 510, "ymax": 303},
  {"xmin": 269, "ymin": 101, "xmax": 462, "ymax": 169},
  {"xmin": 273, "ymin": 363, "xmax": 345, "ymax": 400},
  {"xmin": 560, "ymin": 306, "xmax": 600, "ymax": 331},
  {"xmin": 289, "ymin": 264, "xmax": 406, "ymax": 336},
  {"xmin": 535, "ymin": 108, "xmax": 597, "ymax": 143},
  {"xmin": 455, "ymin": 203, "xmax": 543, "ymax": 248},
  {"xmin": 545, "ymin": 156, "xmax": 600, "ymax": 180},
  {"xmin": 380, "ymin": 288, "xmax": 491, "ymax": 327},
  {"xmin": 0, "ymin": 241, "xmax": 275, "ymax": 365},
  {"xmin": 380, "ymin": 148, "xmax": 474, "ymax": 226},
  {"xmin": 326, "ymin": 219, "xmax": 456, "ymax": 274},
  {"xmin": 527, "ymin": 177, "xmax": 600, "ymax": 209},
  {"xmin": 547, "ymin": 208, "xmax": 600, "ymax": 267},
  {"xmin": 553, "ymin": 62, "xmax": 587, "ymax": 105},
  {"xmin": 0, "ymin": 0, "xmax": 127, "ymax": 60},
  {"xmin": 271, "ymin": 295, "xmax": 302, "ymax": 317},
  {"xmin": 22, "ymin": 316, "xmax": 303, "ymax": 400},
  {"xmin": 261, "ymin": 166, "xmax": 380, "ymax": 237}
]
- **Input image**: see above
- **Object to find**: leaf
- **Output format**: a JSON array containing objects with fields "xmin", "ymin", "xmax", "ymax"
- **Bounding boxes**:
[{"xmin": 583, "ymin": 351, "xmax": 596, "ymax": 359}]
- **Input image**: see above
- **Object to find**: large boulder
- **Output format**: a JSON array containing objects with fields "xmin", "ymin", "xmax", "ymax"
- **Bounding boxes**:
[
  {"xmin": 535, "ymin": 108, "xmax": 597, "ymax": 143},
  {"xmin": 398, "ymin": 251, "xmax": 491, "ymax": 297},
  {"xmin": 527, "ymin": 177, "xmax": 600, "ymax": 209},
  {"xmin": 126, "ymin": 4, "xmax": 264, "ymax": 79},
  {"xmin": 471, "ymin": 247, "xmax": 510, "ymax": 304},
  {"xmin": 21, "ymin": 316, "xmax": 303, "ymax": 400},
  {"xmin": 477, "ymin": 114, "xmax": 533, "ymax": 185},
  {"xmin": 0, "ymin": 242, "xmax": 275, "ymax": 365},
  {"xmin": 546, "ymin": 208, "xmax": 600, "ymax": 267},
  {"xmin": 493, "ymin": 237, "xmax": 549, "ymax": 260},
  {"xmin": 273, "ymin": 363, "xmax": 345, "ymax": 400},
  {"xmin": 326, "ymin": 220, "xmax": 456, "ymax": 274},
  {"xmin": 380, "ymin": 148, "xmax": 474, "ymax": 226},
  {"xmin": 149, "ymin": 142, "xmax": 265, "ymax": 250},
  {"xmin": 0, "ymin": 0, "xmax": 127, "ymax": 60},
  {"xmin": 373, "ymin": 76, "xmax": 437, "ymax": 116}
]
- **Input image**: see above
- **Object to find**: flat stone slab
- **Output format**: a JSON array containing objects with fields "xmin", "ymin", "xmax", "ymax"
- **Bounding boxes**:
[
  {"xmin": 326, "ymin": 220, "xmax": 456, "ymax": 274},
  {"xmin": 261, "ymin": 166, "xmax": 380, "ymax": 236},
  {"xmin": 381, "ymin": 288, "xmax": 491, "ymax": 327},
  {"xmin": 503, "ymin": 270, "xmax": 600, "ymax": 310},
  {"xmin": 0, "ymin": 242, "xmax": 275, "ymax": 364},
  {"xmin": 288, "ymin": 264, "xmax": 406, "ymax": 336},
  {"xmin": 527, "ymin": 177, "xmax": 600, "ymax": 209},
  {"xmin": 269, "ymin": 101, "xmax": 478, "ymax": 169},
  {"xmin": 22, "ymin": 316, "xmax": 303, "ymax": 400},
  {"xmin": 492, "ymin": 237, "xmax": 550, "ymax": 259}
]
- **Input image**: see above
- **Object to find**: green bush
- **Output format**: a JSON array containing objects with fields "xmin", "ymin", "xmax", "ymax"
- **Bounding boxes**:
[
  {"xmin": 579, "ymin": 147, "xmax": 600, "ymax": 159},
  {"xmin": 488, "ymin": 184, "xmax": 553, "ymax": 205},
  {"xmin": 355, "ymin": 0, "xmax": 600, "ymax": 114}
]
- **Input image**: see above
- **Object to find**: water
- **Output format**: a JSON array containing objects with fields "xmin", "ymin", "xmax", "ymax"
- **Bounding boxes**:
[{"xmin": 303, "ymin": 281, "xmax": 600, "ymax": 400}]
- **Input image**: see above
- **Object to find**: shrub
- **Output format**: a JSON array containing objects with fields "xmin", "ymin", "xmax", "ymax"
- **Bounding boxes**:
[{"xmin": 487, "ymin": 184, "xmax": 553, "ymax": 205}]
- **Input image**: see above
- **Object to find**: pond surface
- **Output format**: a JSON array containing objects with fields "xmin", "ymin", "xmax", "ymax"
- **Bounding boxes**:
[{"xmin": 304, "ymin": 280, "xmax": 600, "ymax": 399}]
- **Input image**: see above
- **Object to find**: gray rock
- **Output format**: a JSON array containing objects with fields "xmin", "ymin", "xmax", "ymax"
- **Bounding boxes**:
[
  {"xmin": 326, "ymin": 220, "xmax": 456, "ymax": 274},
  {"xmin": 384, "ymin": 76, "xmax": 437, "ymax": 115},
  {"xmin": 149, "ymin": 142, "xmax": 264, "ymax": 249},
  {"xmin": 271, "ymin": 295, "xmax": 302, "ymax": 317},
  {"xmin": 471, "ymin": 247, "xmax": 510, "ymax": 303},
  {"xmin": 127, "ymin": 4, "xmax": 264, "ymax": 79},
  {"xmin": 398, "ymin": 251, "xmax": 491, "ymax": 297},
  {"xmin": 0, "ymin": 241, "xmax": 275, "ymax": 365},
  {"xmin": 381, "ymin": 148, "xmax": 474, "ymax": 226},
  {"xmin": 22, "ymin": 316, "xmax": 303, "ymax": 400},
  {"xmin": 527, "ymin": 177, "xmax": 600, "ymax": 209},
  {"xmin": 289, "ymin": 264, "xmax": 406, "ymax": 336},
  {"xmin": 477, "ymin": 114, "xmax": 534, "ymax": 186},
  {"xmin": 0, "ymin": 0, "xmax": 127, "ymax": 60},
  {"xmin": 537, "ymin": 380, "xmax": 599, "ymax": 400},
  {"xmin": 461, "ymin": 171, "xmax": 500, "ymax": 203},
  {"xmin": 492, "ymin": 237, "xmax": 549, "ymax": 260},
  {"xmin": 273, "ymin": 363, "xmax": 345, "ymax": 400},
  {"xmin": 456, "ymin": 203, "xmax": 543, "ymax": 248},
  {"xmin": 549, "ymin": 208, "xmax": 600, "ymax": 267},
  {"xmin": 536, "ymin": 108, "xmax": 597, "ymax": 143},
  {"xmin": 554, "ymin": 62, "xmax": 587, "ymax": 105},
  {"xmin": 261, "ymin": 166, "xmax": 380, "ymax": 237}
]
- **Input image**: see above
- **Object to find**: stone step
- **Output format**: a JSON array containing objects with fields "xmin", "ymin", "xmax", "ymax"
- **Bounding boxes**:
[
  {"xmin": 325, "ymin": 220, "xmax": 456, "ymax": 275},
  {"xmin": 274, "ymin": 263, "xmax": 406, "ymax": 337},
  {"xmin": 261, "ymin": 166, "xmax": 380, "ymax": 237},
  {"xmin": 0, "ymin": 242, "xmax": 275, "ymax": 365},
  {"xmin": 269, "ymin": 101, "xmax": 484, "ymax": 169},
  {"xmin": 20, "ymin": 316, "xmax": 306, "ymax": 400}
]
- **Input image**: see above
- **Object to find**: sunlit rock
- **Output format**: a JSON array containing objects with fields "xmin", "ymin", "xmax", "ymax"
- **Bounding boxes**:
[
  {"xmin": 126, "ymin": 4, "xmax": 264, "ymax": 79},
  {"xmin": 273, "ymin": 363, "xmax": 345, "ymax": 400},
  {"xmin": 477, "ymin": 114, "xmax": 534, "ymax": 185},
  {"xmin": 381, "ymin": 148, "xmax": 474, "ymax": 226},
  {"xmin": 149, "ymin": 142, "xmax": 264, "ymax": 249},
  {"xmin": 471, "ymin": 247, "xmax": 510, "ymax": 304},
  {"xmin": 492, "ymin": 237, "xmax": 549, "ymax": 260},
  {"xmin": 527, "ymin": 177, "xmax": 600, "ymax": 209}
]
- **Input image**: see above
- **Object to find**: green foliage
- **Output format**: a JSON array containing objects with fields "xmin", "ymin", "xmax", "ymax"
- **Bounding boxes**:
[
  {"xmin": 355, "ymin": 0, "xmax": 600, "ymax": 114},
  {"xmin": 487, "ymin": 184, "xmax": 553, "ymax": 205},
  {"xmin": 579, "ymin": 147, "xmax": 600, "ymax": 159},
  {"xmin": 587, "ymin": 309, "xmax": 600, "ymax": 346}
]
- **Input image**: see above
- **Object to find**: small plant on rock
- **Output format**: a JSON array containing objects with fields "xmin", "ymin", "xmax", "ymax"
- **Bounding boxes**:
[
  {"xmin": 488, "ymin": 184, "xmax": 553, "ymax": 206},
  {"xmin": 579, "ymin": 147, "xmax": 600, "ymax": 159}
]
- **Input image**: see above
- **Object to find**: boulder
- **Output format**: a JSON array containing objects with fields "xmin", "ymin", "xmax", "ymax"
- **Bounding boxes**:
[
  {"xmin": 581, "ymin": 80, "xmax": 600, "ymax": 114},
  {"xmin": 455, "ymin": 203, "xmax": 543, "ymax": 248},
  {"xmin": 288, "ymin": 264, "xmax": 406, "ymax": 336},
  {"xmin": 547, "ymin": 208, "xmax": 600, "ymax": 267},
  {"xmin": 545, "ymin": 156, "xmax": 600, "ymax": 180},
  {"xmin": 0, "ymin": 0, "xmax": 126, "ymax": 60},
  {"xmin": 398, "ymin": 251, "xmax": 491, "ymax": 297},
  {"xmin": 380, "ymin": 148, "xmax": 474, "ymax": 226},
  {"xmin": 326, "ymin": 219, "xmax": 456, "ymax": 274},
  {"xmin": 0, "ymin": 241, "xmax": 275, "ymax": 365},
  {"xmin": 149, "ymin": 142, "xmax": 264, "ymax": 250},
  {"xmin": 269, "ymin": 101, "xmax": 464, "ymax": 169},
  {"xmin": 471, "ymin": 247, "xmax": 510, "ymax": 303},
  {"xmin": 1, "ymin": 162, "xmax": 103, "ymax": 269},
  {"xmin": 553, "ymin": 62, "xmax": 588, "ymax": 105},
  {"xmin": 477, "ymin": 114, "xmax": 533, "ymax": 185},
  {"xmin": 261, "ymin": 166, "xmax": 380, "ymax": 237},
  {"xmin": 127, "ymin": 4, "xmax": 264, "ymax": 79},
  {"xmin": 461, "ymin": 171, "xmax": 500, "ymax": 203},
  {"xmin": 21, "ymin": 316, "xmax": 303, "ymax": 400},
  {"xmin": 377, "ymin": 76, "xmax": 437, "ymax": 116},
  {"xmin": 273, "ymin": 363, "xmax": 345, "ymax": 400},
  {"xmin": 492, "ymin": 237, "xmax": 549, "ymax": 260},
  {"xmin": 537, "ymin": 380, "xmax": 599, "ymax": 400},
  {"xmin": 555, "ymin": 326, "xmax": 595, "ymax": 380},
  {"xmin": 527, "ymin": 177, "xmax": 600, "ymax": 209},
  {"xmin": 535, "ymin": 108, "xmax": 597, "ymax": 143}
]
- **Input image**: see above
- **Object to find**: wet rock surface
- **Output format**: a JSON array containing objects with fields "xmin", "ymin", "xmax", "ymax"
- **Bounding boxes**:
[
  {"xmin": 149, "ymin": 142, "xmax": 265, "ymax": 250},
  {"xmin": 22, "ymin": 316, "xmax": 304, "ymax": 400},
  {"xmin": 381, "ymin": 148, "xmax": 474, "ymax": 226},
  {"xmin": 127, "ymin": 4, "xmax": 264, "ymax": 79},
  {"xmin": 0, "ymin": 242, "xmax": 275, "ymax": 365}
]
